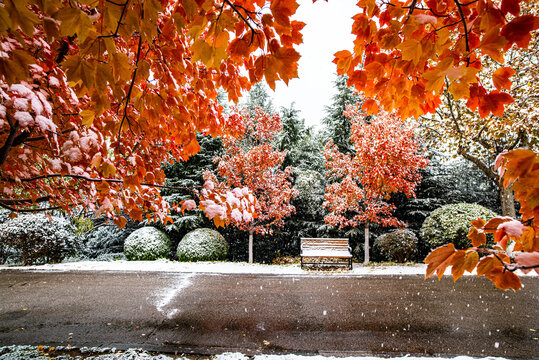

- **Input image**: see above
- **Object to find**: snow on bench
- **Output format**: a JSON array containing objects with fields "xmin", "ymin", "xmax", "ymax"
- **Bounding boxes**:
[{"xmin": 300, "ymin": 237, "xmax": 352, "ymax": 270}]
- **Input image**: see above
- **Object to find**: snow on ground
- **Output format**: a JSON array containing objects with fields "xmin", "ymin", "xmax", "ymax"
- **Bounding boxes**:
[
  {"xmin": 1, "ymin": 259, "xmax": 536, "ymax": 277},
  {"xmin": 0, "ymin": 347, "xmax": 512, "ymax": 360}
]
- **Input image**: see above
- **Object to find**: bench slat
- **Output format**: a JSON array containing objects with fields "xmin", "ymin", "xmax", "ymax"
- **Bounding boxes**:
[{"xmin": 300, "ymin": 237, "xmax": 352, "ymax": 270}]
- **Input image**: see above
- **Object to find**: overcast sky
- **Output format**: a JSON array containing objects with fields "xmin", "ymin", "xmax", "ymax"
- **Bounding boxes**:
[{"xmin": 270, "ymin": 0, "xmax": 358, "ymax": 129}]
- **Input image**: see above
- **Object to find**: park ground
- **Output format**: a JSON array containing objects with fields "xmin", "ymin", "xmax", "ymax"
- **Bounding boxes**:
[{"xmin": 0, "ymin": 261, "xmax": 537, "ymax": 360}]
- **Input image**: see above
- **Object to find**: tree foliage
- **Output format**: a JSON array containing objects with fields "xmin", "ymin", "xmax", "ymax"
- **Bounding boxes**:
[
  {"xmin": 0, "ymin": 0, "xmax": 303, "ymax": 226},
  {"xmin": 418, "ymin": 2, "xmax": 538, "ymax": 216},
  {"xmin": 331, "ymin": 0, "xmax": 538, "ymax": 288},
  {"xmin": 335, "ymin": 0, "xmax": 539, "ymax": 120},
  {"xmin": 205, "ymin": 106, "xmax": 297, "ymax": 262},
  {"xmin": 425, "ymin": 149, "xmax": 539, "ymax": 290},
  {"xmin": 324, "ymin": 106, "xmax": 428, "ymax": 229},
  {"xmin": 322, "ymin": 75, "xmax": 362, "ymax": 153},
  {"xmin": 324, "ymin": 105, "xmax": 428, "ymax": 262}
]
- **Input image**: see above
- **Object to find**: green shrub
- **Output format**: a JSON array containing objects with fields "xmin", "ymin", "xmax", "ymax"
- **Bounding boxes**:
[
  {"xmin": 83, "ymin": 224, "xmax": 135, "ymax": 259},
  {"xmin": 123, "ymin": 227, "xmax": 171, "ymax": 260},
  {"xmin": 177, "ymin": 228, "xmax": 228, "ymax": 261},
  {"xmin": 374, "ymin": 229, "xmax": 418, "ymax": 263},
  {"xmin": 0, "ymin": 214, "xmax": 79, "ymax": 265},
  {"xmin": 421, "ymin": 203, "xmax": 498, "ymax": 250}
]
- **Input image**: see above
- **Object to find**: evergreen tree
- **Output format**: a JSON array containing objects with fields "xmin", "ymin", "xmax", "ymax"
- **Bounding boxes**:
[
  {"xmin": 322, "ymin": 75, "xmax": 362, "ymax": 153},
  {"xmin": 242, "ymin": 82, "xmax": 275, "ymax": 115}
]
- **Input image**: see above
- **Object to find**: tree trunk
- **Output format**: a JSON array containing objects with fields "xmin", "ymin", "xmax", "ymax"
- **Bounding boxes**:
[
  {"xmin": 248, "ymin": 229, "xmax": 254, "ymax": 264},
  {"xmin": 364, "ymin": 221, "xmax": 370, "ymax": 264},
  {"xmin": 499, "ymin": 185, "xmax": 516, "ymax": 218}
]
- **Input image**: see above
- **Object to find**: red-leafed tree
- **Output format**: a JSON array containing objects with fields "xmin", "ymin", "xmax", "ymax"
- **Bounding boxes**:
[
  {"xmin": 206, "ymin": 107, "xmax": 298, "ymax": 263},
  {"xmin": 0, "ymin": 0, "xmax": 303, "ymax": 226},
  {"xmin": 328, "ymin": 0, "xmax": 538, "ymax": 286},
  {"xmin": 324, "ymin": 105, "xmax": 428, "ymax": 263}
]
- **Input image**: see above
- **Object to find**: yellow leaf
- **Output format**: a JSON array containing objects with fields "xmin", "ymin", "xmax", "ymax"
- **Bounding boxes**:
[
  {"xmin": 0, "ymin": 6, "xmax": 12, "ymax": 33},
  {"xmin": 520, "ymin": 227, "xmax": 535, "ymax": 252},
  {"xmin": 397, "ymin": 39, "xmax": 422, "ymax": 65},
  {"xmin": 191, "ymin": 39, "xmax": 212, "ymax": 66},
  {"xmin": 80, "ymin": 110, "xmax": 95, "ymax": 126},
  {"xmin": 422, "ymin": 69, "xmax": 445, "ymax": 92},
  {"xmin": 9, "ymin": 0, "xmax": 39, "ymax": 36},
  {"xmin": 95, "ymin": 62, "xmax": 114, "ymax": 93},
  {"xmin": 90, "ymin": 153, "xmax": 102, "ymax": 169},
  {"xmin": 183, "ymin": 0, "xmax": 198, "ymax": 20},
  {"xmin": 449, "ymin": 81, "xmax": 470, "ymax": 100},
  {"xmin": 143, "ymin": 0, "xmax": 162, "ymax": 21},
  {"xmin": 214, "ymin": 30, "xmax": 230, "ymax": 49},
  {"xmin": 102, "ymin": 160, "xmax": 116, "ymax": 177},
  {"xmin": 111, "ymin": 53, "xmax": 132, "ymax": 82},
  {"xmin": 56, "ymin": 7, "xmax": 93, "ymax": 42}
]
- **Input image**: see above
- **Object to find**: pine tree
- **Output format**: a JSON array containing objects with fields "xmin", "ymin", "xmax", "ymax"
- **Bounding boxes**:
[
  {"xmin": 242, "ymin": 83, "xmax": 275, "ymax": 115},
  {"xmin": 322, "ymin": 75, "xmax": 362, "ymax": 153}
]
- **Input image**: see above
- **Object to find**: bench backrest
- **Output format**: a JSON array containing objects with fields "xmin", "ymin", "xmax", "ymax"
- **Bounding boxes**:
[{"xmin": 300, "ymin": 237, "xmax": 350, "ymax": 251}]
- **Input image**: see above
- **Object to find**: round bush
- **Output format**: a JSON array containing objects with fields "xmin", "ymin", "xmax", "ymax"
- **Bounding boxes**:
[
  {"xmin": 177, "ymin": 228, "xmax": 228, "ymax": 261},
  {"xmin": 421, "ymin": 203, "xmax": 498, "ymax": 250},
  {"xmin": 0, "ymin": 214, "xmax": 79, "ymax": 265},
  {"xmin": 374, "ymin": 229, "xmax": 418, "ymax": 263},
  {"xmin": 123, "ymin": 227, "xmax": 171, "ymax": 260}
]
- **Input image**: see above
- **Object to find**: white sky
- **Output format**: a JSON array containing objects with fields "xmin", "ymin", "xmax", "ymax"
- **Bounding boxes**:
[{"xmin": 271, "ymin": 0, "xmax": 358, "ymax": 129}]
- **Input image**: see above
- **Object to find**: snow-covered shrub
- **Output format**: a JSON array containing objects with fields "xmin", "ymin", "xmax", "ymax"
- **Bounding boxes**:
[
  {"xmin": 177, "ymin": 228, "xmax": 228, "ymax": 261},
  {"xmin": 123, "ymin": 227, "xmax": 171, "ymax": 260},
  {"xmin": 374, "ymin": 229, "xmax": 418, "ymax": 263},
  {"xmin": 0, "ymin": 214, "xmax": 79, "ymax": 265},
  {"xmin": 83, "ymin": 224, "xmax": 135, "ymax": 259},
  {"xmin": 421, "ymin": 203, "xmax": 498, "ymax": 250}
]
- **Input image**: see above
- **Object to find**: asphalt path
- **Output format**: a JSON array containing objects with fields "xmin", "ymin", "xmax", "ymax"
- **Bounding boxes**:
[{"xmin": 0, "ymin": 270, "xmax": 537, "ymax": 358}]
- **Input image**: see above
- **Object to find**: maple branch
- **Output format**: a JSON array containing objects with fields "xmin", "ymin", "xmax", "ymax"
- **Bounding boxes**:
[
  {"xmin": 0, "ymin": 202, "xmax": 61, "ymax": 212},
  {"xmin": 1, "ymin": 173, "xmax": 207, "ymax": 191},
  {"xmin": 0, "ymin": 196, "xmax": 51, "ymax": 206},
  {"xmin": 113, "ymin": 0, "xmax": 130, "ymax": 37},
  {"xmin": 0, "ymin": 114, "xmax": 19, "ymax": 168},
  {"xmin": 223, "ymin": 0, "xmax": 261, "ymax": 44},
  {"xmin": 453, "ymin": 0, "xmax": 470, "ymax": 63},
  {"xmin": 459, "ymin": 150, "xmax": 497, "ymax": 180},
  {"xmin": 104, "ymin": 0, "xmax": 126, "ymax": 6},
  {"xmin": 435, "ymin": 20, "xmax": 462, "ymax": 32},
  {"xmin": 118, "ymin": 33, "xmax": 143, "ymax": 154}
]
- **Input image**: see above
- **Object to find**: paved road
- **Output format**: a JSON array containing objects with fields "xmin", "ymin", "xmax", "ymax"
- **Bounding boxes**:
[{"xmin": 0, "ymin": 270, "xmax": 537, "ymax": 358}]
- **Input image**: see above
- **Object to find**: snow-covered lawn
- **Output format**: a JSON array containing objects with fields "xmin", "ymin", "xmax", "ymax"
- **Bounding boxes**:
[
  {"xmin": 0, "ymin": 346, "xmax": 510, "ymax": 360},
  {"xmin": 1, "ymin": 259, "xmax": 536, "ymax": 277}
]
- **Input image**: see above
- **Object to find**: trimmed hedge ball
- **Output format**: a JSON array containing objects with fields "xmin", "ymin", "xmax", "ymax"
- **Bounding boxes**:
[
  {"xmin": 374, "ymin": 229, "xmax": 418, "ymax": 263},
  {"xmin": 177, "ymin": 228, "xmax": 228, "ymax": 262},
  {"xmin": 124, "ymin": 227, "xmax": 171, "ymax": 260},
  {"xmin": 421, "ymin": 203, "xmax": 498, "ymax": 250}
]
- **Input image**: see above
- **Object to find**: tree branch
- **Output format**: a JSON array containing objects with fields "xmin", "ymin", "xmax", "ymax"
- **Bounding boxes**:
[
  {"xmin": 459, "ymin": 150, "xmax": 497, "ymax": 180},
  {"xmin": 1, "ymin": 173, "xmax": 207, "ymax": 191},
  {"xmin": 0, "ymin": 114, "xmax": 20, "ymax": 168}
]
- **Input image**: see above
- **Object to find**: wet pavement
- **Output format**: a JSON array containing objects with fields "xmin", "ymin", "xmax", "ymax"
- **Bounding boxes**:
[{"xmin": 0, "ymin": 270, "xmax": 537, "ymax": 358}]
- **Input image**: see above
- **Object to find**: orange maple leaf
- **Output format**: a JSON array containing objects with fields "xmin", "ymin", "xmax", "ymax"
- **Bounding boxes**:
[
  {"xmin": 478, "ymin": 90, "xmax": 514, "ymax": 118},
  {"xmin": 500, "ymin": 14, "xmax": 539, "ymax": 49},
  {"xmin": 492, "ymin": 67, "xmax": 516, "ymax": 91}
]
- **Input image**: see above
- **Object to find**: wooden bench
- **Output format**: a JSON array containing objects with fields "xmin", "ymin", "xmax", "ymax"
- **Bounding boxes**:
[{"xmin": 300, "ymin": 237, "xmax": 353, "ymax": 270}]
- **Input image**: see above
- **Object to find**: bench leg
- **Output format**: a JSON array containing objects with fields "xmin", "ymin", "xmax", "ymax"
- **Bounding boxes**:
[{"xmin": 300, "ymin": 256, "xmax": 303, "ymax": 269}]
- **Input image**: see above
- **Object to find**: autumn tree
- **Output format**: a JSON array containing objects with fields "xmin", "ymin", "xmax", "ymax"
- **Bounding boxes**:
[
  {"xmin": 0, "ymin": 0, "xmax": 303, "ymax": 226},
  {"xmin": 332, "ymin": 0, "xmax": 538, "ymax": 286},
  {"xmin": 324, "ymin": 105, "xmax": 428, "ymax": 263},
  {"xmin": 206, "ymin": 107, "xmax": 297, "ymax": 263},
  {"xmin": 419, "ymin": 4, "xmax": 539, "ymax": 217}
]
